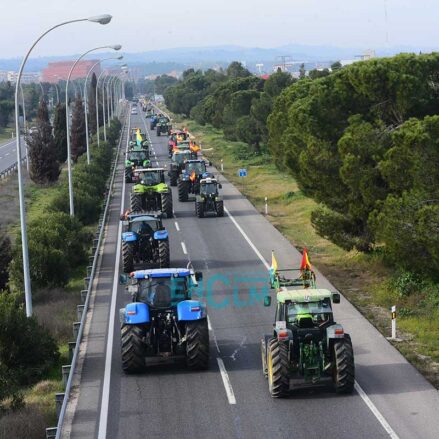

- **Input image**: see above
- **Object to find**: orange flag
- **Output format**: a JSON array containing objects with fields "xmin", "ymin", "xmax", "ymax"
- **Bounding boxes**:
[
  {"xmin": 300, "ymin": 247, "xmax": 312, "ymax": 271},
  {"xmin": 190, "ymin": 170, "xmax": 196, "ymax": 182}
]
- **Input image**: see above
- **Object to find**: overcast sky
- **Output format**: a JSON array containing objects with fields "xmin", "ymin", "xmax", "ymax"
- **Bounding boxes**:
[{"xmin": 1, "ymin": 0, "xmax": 438, "ymax": 59}]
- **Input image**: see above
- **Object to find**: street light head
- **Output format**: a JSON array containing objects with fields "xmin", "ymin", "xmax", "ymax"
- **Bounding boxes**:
[
  {"xmin": 117, "ymin": 55, "xmax": 123, "ymax": 60},
  {"xmin": 88, "ymin": 14, "xmax": 113, "ymax": 25},
  {"xmin": 111, "ymin": 44, "xmax": 122, "ymax": 51}
]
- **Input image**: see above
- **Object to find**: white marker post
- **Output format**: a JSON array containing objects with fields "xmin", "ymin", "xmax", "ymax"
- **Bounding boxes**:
[
  {"xmin": 391, "ymin": 305, "xmax": 396, "ymax": 339},
  {"xmin": 265, "ymin": 197, "xmax": 268, "ymax": 215},
  {"xmin": 221, "ymin": 159, "xmax": 224, "ymax": 172}
]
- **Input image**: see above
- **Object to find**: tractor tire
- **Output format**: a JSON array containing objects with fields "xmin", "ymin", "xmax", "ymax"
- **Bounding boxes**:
[
  {"xmin": 130, "ymin": 193, "xmax": 143, "ymax": 213},
  {"xmin": 121, "ymin": 324, "xmax": 146, "ymax": 373},
  {"xmin": 170, "ymin": 173, "xmax": 178, "ymax": 187},
  {"xmin": 150, "ymin": 123, "xmax": 154, "ymax": 130},
  {"xmin": 161, "ymin": 192, "xmax": 173, "ymax": 218},
  {"xmin": 158, "ymin": 239, "xmax": 170, "ymax": 268},
  {"xmin": 267, "ymin": 338, "xmax": 289, "ymax": 398},
  {"xmin": 156, "ymin": 127, "xmax": 161, "ymax": 137},
  {"xmin": 122, "ymin": 241, "xmax": 134, "ymax": 273},
  {"xmin": 195, "ymin": 200, "xmax": 204, "ymax": 218},
  {"xmin": 124, "ymin": 168, "xmax": 131, "ymax": 183},
  {"xmin": 186, "ymin": 319, "xmax": 209, "ymax": 370},
  {"xmin": 332, "ymin": 334, "xmax": 355, "ymax": 394},
  {"xmin": 216, "ymin": 200, "xmax": 224, "ymax": 217},
  {"xmin": 178, "ymin": 180, "xmax": 189, "ymax": 202}
]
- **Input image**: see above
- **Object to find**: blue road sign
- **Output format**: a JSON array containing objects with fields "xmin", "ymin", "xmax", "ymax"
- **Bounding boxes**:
[{"xmin": 238, "ymin": 168, "xmax": 247, "ymax": 177}]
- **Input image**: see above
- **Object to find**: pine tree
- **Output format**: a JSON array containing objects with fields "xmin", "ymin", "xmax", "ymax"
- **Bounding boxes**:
[
  {"xmin": 27, "ymin": 99, "xmax": 60, "ymax": 184},
  {"xmin": 299, "ymin": 63, "xmax": 306, "ymax": 79},
  {"xmin": 53, "ymin": 103, "xmax": 67, "ymax": 163},
  {"xmin": 88, "ymin": 73, "xmax": 97, "ymax": 135},
  {"xmin": 70, "ymin": 97, "xmax": 86, "ymax": 161}
]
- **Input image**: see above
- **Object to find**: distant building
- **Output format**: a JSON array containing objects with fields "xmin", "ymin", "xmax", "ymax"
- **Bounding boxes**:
[
  {"xmin": 4, "ymin": 71, "xmax": 40, "ymax": 83},
  {"xmin": 41, "ymin": 59, "xmax": 101, "ymax": 83},
  {"xmin": 0, "ymin": 71, "xmax": 8, "ymax": 82}
]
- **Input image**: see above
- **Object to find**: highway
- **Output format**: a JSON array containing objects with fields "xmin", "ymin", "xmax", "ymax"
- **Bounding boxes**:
[
  {"xmin": 64, "ymin": 106, "xmax": 439, "ymax": 439},
  {"xmin": 0, "ymin": 136, "xmax": 26, "ymax": 174}
]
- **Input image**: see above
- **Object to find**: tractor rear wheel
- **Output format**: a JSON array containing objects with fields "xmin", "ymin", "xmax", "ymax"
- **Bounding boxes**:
[
  {"xmin": 195, "ymin": 201, "xmax": 204, "ymax": 218},
  {"xmin": 178, "ymin": 180, "xmax": 189, "ymax": 202},
  {"xmin": 267, "ymin": 338, "xmax": 289, "ymax": 398},
  {"xmin": 332, "ymin": 334, "xmax": 355, "ymax": 394},
  {"xmin": 121, "ymin": 324, "xmax": 146, "ymax": 373},
  {"xmin": 125, "ymin": 168, "xmax": 131, "ymax": 183},
  {"xmin": 130, "ymin": 193, "xmax": 143, "ymax": 212},
  {"xmin": 156, "ymin": 127, "xmax": 161, "ymax": 136},
  {"xmin": 170, "ymin": 172, "xmax": 178, "ymax": 187},
  {"xmin": 186, "ymin": 319, "xmax": 209, "ymax": 370},
  {"xmin": 161, "ymin": 192, "xmax": 173, "ymax": 218},
  {"xmin": 158, "ymin": 239, "xmax": 170, "ymax": 268},
  {"xmin": 122, "ymin": 241, "xmax": 134, "ymax": 273},
  {"xmin": 216, "ymin": 200, "xmax": 224, "ymax": 217}
]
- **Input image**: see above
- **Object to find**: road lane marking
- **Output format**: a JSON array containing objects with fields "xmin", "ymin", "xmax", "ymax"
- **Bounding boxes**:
[
  {"xmin": 181, "ymin": 242, "xmax": 187, "ymax": 254},
  {"xmin": 223, "ymin": 204, "xmax": 399, "ymax": 438},
  {"xmin": 175, "ymin": 221, "xmax": 180, "ymax": 231},
  {"xmin": 97, "ymin": 111, "xmax": 130, "ymax": 439},
  {"xmin": 217, "ymin": 358, "xmax": 236, "ymax": 404}
]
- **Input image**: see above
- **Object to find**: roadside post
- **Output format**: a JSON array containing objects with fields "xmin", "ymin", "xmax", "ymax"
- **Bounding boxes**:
[
  {"xmin": 221, "ymin": 159, "xmax": 224, "ymax": 172},
  {"xmin": 265, "ymin": 197, "xmax": 268, "ymax": 215},
  {"xmin": 391, "ymin": 305, "xmax": 396, "ymax": 339}
]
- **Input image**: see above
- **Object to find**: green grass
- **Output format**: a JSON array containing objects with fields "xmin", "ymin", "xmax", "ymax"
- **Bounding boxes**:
[
  {"xmin": 172, "ymin": 114, "xmax": 439, "ymax": 388},
  {"xmin": 0, "ymin": 126, "xmax": 14, "ymax": 143}
]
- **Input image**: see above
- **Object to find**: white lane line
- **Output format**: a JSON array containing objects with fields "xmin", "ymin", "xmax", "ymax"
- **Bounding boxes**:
[
  {"xmin": 354, "ymin": 383, "xmax": 399, "ymax": 439},
  {"xmin": 175, "ymin": 221, "xmax": 180, "ymax": 231},
  {"xmin": 98, "ymin": 111, "xmax": 130, "ymax": 439},
  {"xmin": 223, "ymin": 204, "xmax": 399, "ymax": 438},
  {"xmin": 5, "ymin": 152, "xmax": 9, "ymax": 156},
  {"xmin": 207, "ymin": 315, "xmax": 212, "ymax": 330},
  {"xmin": 217, "ymin": 358, "xmax": 237, "ymax": 405},
  {"xmin": 156, "ymin": 161, "xmax": 159, "ymax": 166},
  {"xmin": 181, "ymin": 242, "xmax": 187, "ymax": 254}
]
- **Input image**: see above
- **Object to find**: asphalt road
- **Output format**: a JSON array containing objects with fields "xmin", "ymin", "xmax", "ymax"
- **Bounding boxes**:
[
  {"xmin": 64, "ymin": 106, "xmax": 439, "ymax": 439},
  {"xmin": 0, "ymin": 136, "xmax": 26, "ymax": 173}
]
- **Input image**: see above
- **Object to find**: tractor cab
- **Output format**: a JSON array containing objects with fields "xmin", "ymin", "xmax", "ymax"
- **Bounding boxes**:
[
  {"xmin": 134, "ymin": 168, "xmax": 166, "ymax": 186},
  {"xmin": 184, "ymin": 160, "xmax": 207, "ymax": 177},
  {"xmin": 200, "ymin": 177, "xmax": 221, "ymax": 197},
  {"xmin": 126, "ymin": 149, "xmax": 150, "ymax": 167},
  {"xmin": 195, "ymin": 177, "xmax": 224, "ymax": 218}
]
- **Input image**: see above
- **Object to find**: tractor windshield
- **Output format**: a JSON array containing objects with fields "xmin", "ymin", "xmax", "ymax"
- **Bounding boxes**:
[
  {"xmin": 128, "ymin": 151, "xmax": 149, "ymax": 161},
  {"xmin": 287, "ymin": 300, "xmax": 332, "ymax": 325},
  {"xmin": 159, "ymin": 118, "xmax": 169, "ymax": 124},
  {"xmin": 137, "ymin": 277, "xmax": 188, "ymax": 308},
  {"xmin": 130, "ymin": 219, "xmax": 161, "ymax": 235},
  {"xmin": 173, "ymin": 152, "xmax": 191, "ymax": 164},
  {"xmin": 139, "ymin": 171, "xmax": 161, "ymax": 186},
  {"xmin": 201, "ymin": 183, "xmax": 217, "ymax": 195},
  {"xmin": 186, "ymin": 162, "xmax": 206, "ymax": 175}
]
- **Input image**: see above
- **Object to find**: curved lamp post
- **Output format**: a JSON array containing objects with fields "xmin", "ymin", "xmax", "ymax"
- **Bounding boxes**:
[
  {"xmin": 65, "ymin": 44, "xmax": 121, "ymax": 217},
  {"xmin": 14, "ymin": 14, "xmax": 113, "ymax": 317}
]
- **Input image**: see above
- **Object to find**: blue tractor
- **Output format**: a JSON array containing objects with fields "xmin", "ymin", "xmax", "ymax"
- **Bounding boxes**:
[
  {"xmin": 119, "ymin": 267, "xmax": 209, "ymax": 373},
  {"xmin": 121, "ymin": 213, "xmax": 170, "ymax": 273},
  {"xmin": 150, "ymin": 114, "xmax": 159, "ymax": 130},
  {"xmin": 177, "ymin": 159, "xmax": 212, "ymax": 202}
]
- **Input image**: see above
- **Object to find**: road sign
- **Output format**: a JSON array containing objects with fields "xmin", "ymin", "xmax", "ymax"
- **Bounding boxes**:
[{"xmin": 238, "ymin": 168, "xmax": 247, "ymax": 177}]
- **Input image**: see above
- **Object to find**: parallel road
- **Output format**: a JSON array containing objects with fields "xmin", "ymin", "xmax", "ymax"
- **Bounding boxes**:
[
  {"xmin": 65, "ymin": 107, "xmax": 439, "ymax": 439},
  {"xmin": 0, "ymin": 137, "xmax": 26, "ymax": 174}
]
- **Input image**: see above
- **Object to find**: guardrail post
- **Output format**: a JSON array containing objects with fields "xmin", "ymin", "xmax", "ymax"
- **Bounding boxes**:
[
  {"xmin": 80, "ymin": 289, "xmax": 88, "ymax": 304},
  {"xmin": 68, "ymin": 341, "xmax": 76, "ymax": 362},
  {"xmin": 84, "ymin": 277, "xmax": 90, "ymax": 289},
  {"xmin": 62, "ymin": 365, "xmax": 71, "ymax": 387},
  {"xmin": 77, "ymin": 305, "xmax": 85, "ymax": 321},
  {"xmin": 55, "ymin": 393, "xmax": 65, "ymax": 418},
  {"xmin": 45, "ymin": 427, "xmax": 57, "ymax": 439},
  {"xmin": 86, "ymin": 265, "xmax": 93, "ymax": 277},
  {"xmin": 72, "ymin": 322, "xmax": 80, "ymax": 339}
]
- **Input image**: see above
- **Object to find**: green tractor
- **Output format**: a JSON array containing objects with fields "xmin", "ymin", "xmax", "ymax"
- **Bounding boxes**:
[
  {"xmin": 177, "ymin": 160, "xmax": 212, "ymax": 202},
  {"xmin": 195, "ymin": 177, "xmax": 224, "ymax": 218},
  {"xmin": 168, "ymin": 150, "xmax": 198, "ymax": 186},
  {"xmin": 130, "ymin": 168, "xmax": 173, "ymax": 218},
  {"xmin": 125, "ymin": 149, "xmax": 151, "ymax": 183},
  {"xmin": 261, "ymin": 261, "xmax": 355, "ymax": 397},
  {"xmin": 156, "ymin": 116, "xmax": 172, "ymax": 137}
]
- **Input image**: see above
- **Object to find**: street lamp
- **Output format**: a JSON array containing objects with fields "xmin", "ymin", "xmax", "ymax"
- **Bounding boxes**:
[
  {"xmin": 83, "ymin": 55, "xmax": 123, "ymax": 164},
  {"xmin": 65, "ymin": 44, "xmax": 121, "ymax": 217},
  {"xmin": 14, "ymin": 13, "xmax": 112, "ymax": 317}
]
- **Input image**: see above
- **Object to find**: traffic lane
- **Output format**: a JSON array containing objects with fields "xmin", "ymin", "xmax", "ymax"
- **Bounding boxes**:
[
  {"xmin": 147, "ymin": 125, "xmax": 388, "ymax": 438},
  {"xmin": 106, "ymin": 112, "xmax": 238, "ymax": 439},
  {"xmin": 211, "ymin": 164, "xmax": 439, "ymax": 438}
]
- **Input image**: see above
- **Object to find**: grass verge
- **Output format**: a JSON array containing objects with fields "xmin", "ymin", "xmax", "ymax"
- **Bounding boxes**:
[{"xmin": 172, "ymin": 114, "xmax": 439, "ymax": 388}]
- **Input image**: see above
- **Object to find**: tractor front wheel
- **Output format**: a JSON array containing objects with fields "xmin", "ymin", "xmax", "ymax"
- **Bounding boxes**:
[
  {"xmin": 130, "ymin": 193, "xmax": 143, "ymax": 212},
  {"xmin": 216, "ymin": 200, "xmax": 224, "ymax": 217},
  {"xmin": 157, "ymin": 239, "xmax": 170, "ymax": 268},
  {"xmin": 332, "ymin": 334, "xmax": 355, "ymax": 394},
  {"xmin": 156, "ymin": 127, "xmax": 161, "ymax": 136},
  {"xmin": 121, "ymin": 324, "xmax": 146, "ymax": 373},
  {"xmin": 161, "ymin": 191, "xmax": 173, "ymax": 218},
  {"xmin": 178, "ymin": 180, "xmax": 189, "ymax": 202},
  {"xmin": 195, "ymin": 200, "xmax": 204, "ymax": 218},
  {"xmin": 122, "ymin": 241, "xmax": 134, "ymax": 273},
  {"xmin": 170, "ymin": 172, "xmax": 178, "ymax": 187},
  {"xmin": 186, "ymin": 319, "xmax": 209, "ymax": 370},
  {"xmin": 267, "ymin": 338, "xmax": 289, "ymax": 398}
]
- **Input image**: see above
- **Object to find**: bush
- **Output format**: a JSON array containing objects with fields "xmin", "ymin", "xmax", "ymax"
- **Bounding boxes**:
[
  {"xmin": 0, "ymin": 293, "xmax": 59, "ymax": 385},
  {"xmin": 0, "ymin": 232, "xmax": 12, "ymax": 290},
  {"xmin": 106, "ymin": 118, "xmax": 121, "ymax": 147}
]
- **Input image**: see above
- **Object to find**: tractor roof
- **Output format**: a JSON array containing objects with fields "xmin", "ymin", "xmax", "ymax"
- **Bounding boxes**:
[
  {"xmin": 131, "ymin": 268, "xmax": 192, "ymax": 279},
  {"xmin": 200, "ymin": 177, "xmax": 217, "ymax": 184},
  {"xmin": 135, "ymin": 168, "xmax": 165, "ymax": 172},
  {"xmin": 277, "ymin": 288, "xmax": 333, "ymax": 303},
  {"xmin": 128, "ymin": 215, "xmax": 161, "ymax": 223},
  {"xmin": 186, "ymin": 159, "xmax": 205, "ymax": 164}
]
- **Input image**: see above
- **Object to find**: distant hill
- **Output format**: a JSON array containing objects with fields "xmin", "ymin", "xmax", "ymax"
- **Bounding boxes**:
[{"xmin": 0, "ymin": 44, "xmax": 436, "ymax": 74}]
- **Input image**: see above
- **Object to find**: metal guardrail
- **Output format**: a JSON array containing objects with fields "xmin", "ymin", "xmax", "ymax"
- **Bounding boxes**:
[
  {"xmin": 46, "ymin": 106, "xmax": 129, "ymax": 439},
  {"xmin": 0, "ymin": 157, "xmax": 27, "ymax": 180}
]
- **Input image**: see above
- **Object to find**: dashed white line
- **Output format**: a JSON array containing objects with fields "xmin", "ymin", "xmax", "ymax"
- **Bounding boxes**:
[
  {"xmin": 217, "ymin": 358, "xmax": 236, "ymax": 405},
  {"xmin": 181, "ymin": 242, "xmax": 187, "ymax": 254},
  {"xmin": 175, "ymin": 221, "xmax": 180, "ymax": 231},
  {"xmin": 223, "ymin": 205, "xmax": 399, "ymax": 438}
]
